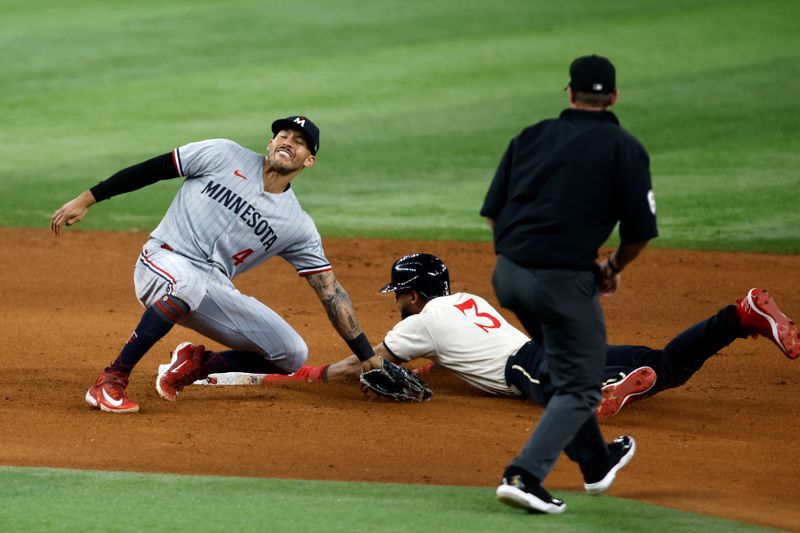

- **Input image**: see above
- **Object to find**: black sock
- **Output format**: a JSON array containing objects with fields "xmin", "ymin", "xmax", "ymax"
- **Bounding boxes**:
[
  {"xmin": 205, "ymin": 350, "xmax": 288, "ymax": 375},
  {"xmin": 503, "ymin": 465, "xmax": 541, "ymax": 485},
  {"xmin": 109, "ymin": 295, "xmax": 188, "ymax": 375}
]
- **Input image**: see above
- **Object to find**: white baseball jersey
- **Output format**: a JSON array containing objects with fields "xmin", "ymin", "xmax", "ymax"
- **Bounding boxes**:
[
  {"xmin": 383, "ymin": 292, "xmax": 529, "ymax": 395},
  {"xmin": 133, "ymin": 138, "xmax": 328, "ymax": 372}
]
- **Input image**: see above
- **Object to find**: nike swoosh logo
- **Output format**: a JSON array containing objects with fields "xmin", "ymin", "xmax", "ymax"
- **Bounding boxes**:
[
  {"xmin": 170, "ymin": 360, "xmax": 188, "ymax": 373},
  {"xmin": 101, "ymin": 388, "xmax": 124, "ymax": 407},
  {"xmin": 234, "ymin": 169, "xmax": 247, "ymax": 180}
]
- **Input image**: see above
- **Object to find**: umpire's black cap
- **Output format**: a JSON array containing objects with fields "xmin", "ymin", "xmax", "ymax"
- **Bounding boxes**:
[
  {"xmin": 568, "ymin": 55, "xmax": 616, "ymax": 93},
  {"xmin": 271, "ymin": 115, "xmax": 320, "ymax": 155},
  {"xmin": 379, "ymin": 253, "xmax": 451, "ymax": 300}
]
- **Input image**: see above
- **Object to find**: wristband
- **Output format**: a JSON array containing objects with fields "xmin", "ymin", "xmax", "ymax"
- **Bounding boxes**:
[
  {"xmin": 607, "ymin": 254, "xmax": 622, "ymax": 274},
  {"xmin": 347, "ymin": 333, "xmax": 375, "ymax": 362}
]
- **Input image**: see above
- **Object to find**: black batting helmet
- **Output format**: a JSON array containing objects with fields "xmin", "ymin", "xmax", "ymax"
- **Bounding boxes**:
[{"xmin": 379, "ymin": 253, "xmax": 450, "ymax": 300}]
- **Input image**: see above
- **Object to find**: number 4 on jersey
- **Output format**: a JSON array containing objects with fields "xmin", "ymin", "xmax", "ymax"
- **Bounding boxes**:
[
  {"xmin": 231, "ymin": 248, "xmax": 254, "ymax": 266},
  {"xmin": 454, "ymin": 298, "xmax": 501, "ymax": 333}
]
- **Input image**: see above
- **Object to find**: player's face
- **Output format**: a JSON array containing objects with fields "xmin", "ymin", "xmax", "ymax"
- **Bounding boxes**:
[
  {"xmin": 395, "ymin": 290, "xmax": 422, "ymax": 319},
  {"xmin": 267, "ymin": 129, "xmax": 315, "ymax": 174}
]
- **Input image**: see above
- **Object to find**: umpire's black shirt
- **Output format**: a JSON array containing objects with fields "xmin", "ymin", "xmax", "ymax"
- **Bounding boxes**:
[{"xmin": 481, "ymin": 109, "xmax": 658, "ymax": 271}]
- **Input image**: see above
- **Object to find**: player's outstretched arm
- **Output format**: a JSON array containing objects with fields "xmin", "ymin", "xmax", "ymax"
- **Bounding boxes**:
[
  {"xmin": 51, "ymin": 190, "xmax": 97, "ymax": 236},
  {"xmin": 264, "ymin": 355, "xmax": 367, "ymax": 384},
  {"xmin": 324, "ymin": 355, "xmax": 365, "ymax": 382},
  {"xmin": 305, "ymin": 270, "xmax": 381, "ymax": 369},
  {"xmin": 324, "ymin": 343, "xmax": 402, "ymax": 382},
  {"xmin": 51, "ymin": 152, "xmax": 180, "ymax": 237},
  {"xmin": 265, "ymin": 344, "xmax": 431, "ymax": 386}
]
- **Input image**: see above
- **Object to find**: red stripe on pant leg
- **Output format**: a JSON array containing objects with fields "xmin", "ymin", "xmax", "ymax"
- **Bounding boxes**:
[
  {"xmin": 156, "ymin": 300, "xmax": 178, "ymax": 322},
  {"xmin": 164, "ymin": 297, "xmax": 187, "ymax": 317}
]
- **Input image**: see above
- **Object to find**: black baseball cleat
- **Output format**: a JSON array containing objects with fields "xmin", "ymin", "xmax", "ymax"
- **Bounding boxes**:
[
  {"xmin": 583, "ymin": 435, "xmax": 636, "ymax": 495},
  {"xmin": 496, "ymin": 468, "xmax": 566, "ymax": 514}
]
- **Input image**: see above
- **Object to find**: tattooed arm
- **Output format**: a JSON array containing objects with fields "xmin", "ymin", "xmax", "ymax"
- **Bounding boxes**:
[
  {"xmin": 305, "ymin": 270, "xmax": 361, "ymax": 339},
  {"xmin": 305, "ymin": 270, "xmax": 381, "ymax": 367}
]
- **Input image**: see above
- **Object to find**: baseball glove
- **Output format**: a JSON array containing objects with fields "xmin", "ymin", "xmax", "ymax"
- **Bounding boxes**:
[{"xmin": 359, "ymin": 358, "xmax": 432, "ymax": 402}]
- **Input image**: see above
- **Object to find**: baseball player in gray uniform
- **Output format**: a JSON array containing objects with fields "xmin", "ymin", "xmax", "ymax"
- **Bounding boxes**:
[{"xmin": 51, "ymin": 116, "xmax": 381, "ymax": 414}]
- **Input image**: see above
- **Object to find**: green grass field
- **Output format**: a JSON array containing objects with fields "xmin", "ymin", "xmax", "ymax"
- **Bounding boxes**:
[
  {"xmin": 1, "ymin": 1, "xmax": 797, "ymax": 531},
  {"xmin": 0, "ymin": 467, "xmax": 774, "ymax": 533},
  {"xmin": 1, "ymin": 0, "xmax": 798, "ymax": 250}
]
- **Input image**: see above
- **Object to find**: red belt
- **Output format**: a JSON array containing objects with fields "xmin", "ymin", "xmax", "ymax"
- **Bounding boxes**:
[{"xmin": 161, "ymin": 243, "xmax": 174, "ymax": 252}]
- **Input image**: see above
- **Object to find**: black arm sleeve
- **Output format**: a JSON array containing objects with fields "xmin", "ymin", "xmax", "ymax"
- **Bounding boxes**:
[{"xmin": 89, "ymin": 152, "xmax": 180, "ymax": 202}]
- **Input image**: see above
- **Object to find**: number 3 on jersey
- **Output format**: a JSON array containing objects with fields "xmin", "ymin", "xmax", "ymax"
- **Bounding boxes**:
[
  {"xmin": 454, "ymin": 298, "xmax": 501, "ymax": 333},
  {"xmin": 231, "ymin": 248, "xmax": 254, "ymax": 266}
]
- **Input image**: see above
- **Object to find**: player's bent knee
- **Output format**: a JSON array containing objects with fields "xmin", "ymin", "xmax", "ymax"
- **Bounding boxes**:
[
  {"xmin": 250, "ymin": 333, "xmax": 307, "ymax": 373},
  {"xmin": 284, "ymin": 342, "xmax": 308, "ymax": 373}
]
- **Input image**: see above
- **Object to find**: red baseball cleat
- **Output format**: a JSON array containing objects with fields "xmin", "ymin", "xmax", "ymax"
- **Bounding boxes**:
[
  {"xmin": 156, "ymin": 342, "xmax": 204, "ymax": 401},
  {"xmin": 596, "ymin": 366, "xmax": 656, "ymax": 422},
  {"xmin": 85, "ymin": 369, "xmax": 139, "ymax": 414},
  {"xmin": 737, "ymin": 288, "xmax": 800, "ymax": 360}
]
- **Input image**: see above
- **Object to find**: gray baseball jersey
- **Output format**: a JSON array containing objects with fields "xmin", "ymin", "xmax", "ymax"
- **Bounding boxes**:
[
  {"xmin": 133, "ymin": 139, "xmax": 329, "ymax": 372},
  {"xmin": 154, "ymin": 139, "xmax": 330, "ymax": 279},
  {"xmin": 383, "ymin": 292, "xmax": 529, "ymax": 395}
]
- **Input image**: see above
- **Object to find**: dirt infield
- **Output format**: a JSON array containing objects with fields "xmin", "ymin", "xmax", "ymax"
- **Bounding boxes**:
[{"xmin": 1, "ymin": 228, "xmax": 798, "ymax": 530}]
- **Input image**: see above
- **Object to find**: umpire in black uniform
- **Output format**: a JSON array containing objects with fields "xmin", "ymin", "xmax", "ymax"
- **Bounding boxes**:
[{"xmin": 482, "ymin": 55, "xmax": 658, "ymax": 514}]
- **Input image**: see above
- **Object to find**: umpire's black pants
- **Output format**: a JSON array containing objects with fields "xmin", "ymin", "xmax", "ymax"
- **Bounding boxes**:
[{"xmin": 493, "ymin": 255, "xmax": 608, "ymax": 482}]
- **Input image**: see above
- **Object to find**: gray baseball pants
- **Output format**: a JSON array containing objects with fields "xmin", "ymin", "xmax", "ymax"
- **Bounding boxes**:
[{"xmin": 493, "ymin": 255, "xmax": 609, "ymax": 481}]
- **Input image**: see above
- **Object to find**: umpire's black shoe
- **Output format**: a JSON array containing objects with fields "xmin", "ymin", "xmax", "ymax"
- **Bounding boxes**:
[
  {"xmin": 496, "ymin": 466, "xmax": 566, "ymax": 514},
  {"xmin": 584, "ymin": 435, "xmax": 636, "ymax": 495}
]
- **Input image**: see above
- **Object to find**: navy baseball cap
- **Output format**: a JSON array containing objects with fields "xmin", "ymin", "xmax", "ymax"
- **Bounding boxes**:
[
  {"xmin": 271, "ymin": 115, "xmax": 320, "ymax": 155},
  {"xmin": 568, "ymin": 55, "xmax": 616, "ymax": 93}
]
